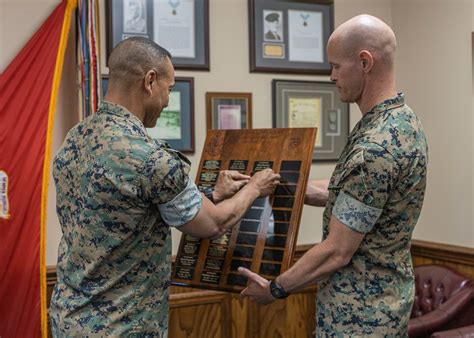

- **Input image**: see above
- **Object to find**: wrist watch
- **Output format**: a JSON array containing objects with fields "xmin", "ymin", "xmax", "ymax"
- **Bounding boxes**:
[
  {"xmin": 269, "ymin": 279, "xmax": 290, "ymax": 299},
  {"xmin": 203, "ymin": 187, "xmax": 214, "ymax": 203}
]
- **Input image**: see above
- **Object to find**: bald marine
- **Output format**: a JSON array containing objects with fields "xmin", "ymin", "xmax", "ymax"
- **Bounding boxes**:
[{"xmin": 327, "ymin": 14, "xmax": 398, "ymax": 112}]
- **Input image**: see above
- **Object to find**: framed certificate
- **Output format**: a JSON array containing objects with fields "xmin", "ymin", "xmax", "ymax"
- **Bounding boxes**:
[
  {"xmin": 106, "ymin": 0, "xmax": 209, "ymax": 70},
  {"xmin": 206, "ymin": 92, "xmax": 252, "ymax": 130},
  {"xmin": 272, "ymin": 79, "xmax": 349, "ymax": 161},
  {"xmin": 249, "ymin": 0, "xmax": 334, "ymax": 74}
]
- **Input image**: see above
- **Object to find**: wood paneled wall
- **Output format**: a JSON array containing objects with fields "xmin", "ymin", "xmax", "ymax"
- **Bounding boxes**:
[{"xmin": 46, "ymin": 241, "xmax": 473, "ymax": 338}]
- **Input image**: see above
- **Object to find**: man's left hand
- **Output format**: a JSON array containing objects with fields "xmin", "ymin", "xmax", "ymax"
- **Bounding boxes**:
[
  {"xmin": 213, "ymin": 170, "xmax": 250, "ymax": 203},
  {"xmin": 238, "ymin": 267, "xmax": 275, "ymax": 305}
]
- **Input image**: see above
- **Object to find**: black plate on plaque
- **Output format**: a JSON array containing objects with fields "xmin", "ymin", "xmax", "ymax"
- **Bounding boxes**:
[
  {"xmin": 202, "ymin": 160, "xmax": 221, "ymax": 170},
  {"xmin": 240, "ymin": 220, "xmax": 261, "ymax": 233},
  {"xmin": 275, "ymin": 185, "xmax": 297, "ymax": 196},
  {"xmin": 265, "ymin": 235, "xmax": 287, "ymax": 248},
  {"xmin": 280, "ymin": 160, "xmax": 301, "ymax": 171},
  {"xmin": 236, "ymin": 233, "xmax": 258, "ymax": 246},
  {"xmin": 175, "ymin": 267, "xmax": 194, "ymax": 280},
  {"xmin": 280, "ymin": 172, "xmax": 299, "ymax": 184},
  {"xmin": 207, "ymin": 245, "xmax": 227, "ymax": 258},
  {"xmin": 262, "ymin": 248, "xmax": 284, "ymax": 261},
  {"xmin": 229, "ymin": 160, "xmax": 248, "ymax": 171},
  {"xmin": 227, "ymin": 273, "xmax": 248, "ymax": 286},
  {"xmin": 233, "ymin": 246, "xmax": 255, "ymax": 258},
  {"xmin": 253, "ymin": 161, "xmax": 273, "ymax": 171},
  {"xmin": 273, "ymin": 196, "xmax": 295, "ymax": 209},
  {"xmin": 272, "ymin": 210, "xmax": 292, "ymax": 222},
  {"xmin": 200, "ymin": 271, "xmax": 221, "ymax": 284},
  {"xmin": 259, "ymin": 262, "xmax": 281, "ymax": 276}
]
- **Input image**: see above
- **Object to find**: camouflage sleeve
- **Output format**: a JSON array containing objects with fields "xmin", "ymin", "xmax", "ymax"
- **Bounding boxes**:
[
  {"xmin": 332, "ymin": 143, "xmax": 398, "ymax": 234},
  {"xmin": 143, "ymin": 149, "xmax": 202, "ymax": 227}
]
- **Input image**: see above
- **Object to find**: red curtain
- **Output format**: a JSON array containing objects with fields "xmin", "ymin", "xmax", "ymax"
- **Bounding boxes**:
[{"xmin": 0, "ymin": 1, "xmax": 74, "ymax": 337}]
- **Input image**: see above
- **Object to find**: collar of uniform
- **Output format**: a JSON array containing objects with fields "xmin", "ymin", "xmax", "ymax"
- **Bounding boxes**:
[
  {"xmin": 357, "ymin": 93, "xmax": 405, "ymax": 129},
  {"xmin": 347, "ymin": 93, "xmax": 405, "ymax": 143},
  {"xmin": 97, "ymin": 100, "xmax": 147, "ymax": 132},
  {"xmin": 363, "ymin": 93, "xmax": 404, "ymax": 120}
]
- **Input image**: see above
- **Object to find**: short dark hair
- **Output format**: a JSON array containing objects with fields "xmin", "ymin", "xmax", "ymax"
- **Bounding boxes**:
[{"xmin": 108, "ymin": 37, "xmax": 172, "ymax": 87}]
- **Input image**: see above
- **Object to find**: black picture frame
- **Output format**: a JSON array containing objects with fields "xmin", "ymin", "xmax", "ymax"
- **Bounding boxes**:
[
  {"xmin": 249, "ymin": 0, "xmax": 334, "ymax": 75},
  {"xmin": 272, "ymin": 79, "xmax": 349, "ymax": 161},
  {"xmin": 106, "ymin": 0, "xmax": 209, "ymax": 70},
  {"xmin": 102, "ymin": 75, "xmax": 195, "ymax": 153}
]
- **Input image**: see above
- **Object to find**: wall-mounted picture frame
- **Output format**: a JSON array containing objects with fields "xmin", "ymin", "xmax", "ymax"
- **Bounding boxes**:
[
  {"xmin": 272, "ymin": 79, "xmax": 348, "ymax": 161},
  {"xmin": 249, "ymin": 0, "xmax": 334, "ymax": 75},
  {"xmin": 206, "ymin": 92, "xmax": 252, "ymax": 130},
  {"xmin": 102, "ymin": 75, "xmax": 195, "ymax": 153},
  {"xmin": 106, "ymin": 0, "xmax": 209, "ymax": 70}
]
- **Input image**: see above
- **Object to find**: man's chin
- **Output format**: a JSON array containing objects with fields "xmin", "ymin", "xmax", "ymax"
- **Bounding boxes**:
[{"xmin": 144, "ymin": 116, "xmax": 160, "ymax": 129}]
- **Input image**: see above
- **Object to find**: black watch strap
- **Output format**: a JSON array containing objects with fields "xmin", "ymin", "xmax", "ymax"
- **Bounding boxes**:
[
  {"xmin": 270, "ymin": 279, "xmax": 289, "ymax": 299},
  {"xmin": 203, "ymin": 187, "xmax": 214, "ymax": 203}
]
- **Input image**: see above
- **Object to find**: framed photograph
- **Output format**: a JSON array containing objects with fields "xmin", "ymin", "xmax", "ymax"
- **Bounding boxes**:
[
  {"xmin": 106, "ymin": 0, "xmax": 209, "ymax": 70},
  {"xmin": 249, "ymin": 0, "xmax": 334, "ymax": 74},
  {"xmin": 206, "ymin": 92, "xmax": 252, "ymax": 130},
  {"xmin": 102, "ymin": 75, "xmax": 195, "ymax": 153},
  {"xmin": 272, "ymin": 79, "xmax": 349, "ymax": 161}
]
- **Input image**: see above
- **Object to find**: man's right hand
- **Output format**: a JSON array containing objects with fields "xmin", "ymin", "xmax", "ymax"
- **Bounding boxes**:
[{"xmin": 248, "ymin": 168, "xmax": 280, "ymax": 197}]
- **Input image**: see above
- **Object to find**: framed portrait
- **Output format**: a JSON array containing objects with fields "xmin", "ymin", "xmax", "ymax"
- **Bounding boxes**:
[
  {"xmin": 102, "ymin": 75, "xmax": 195, "ymax": 153},
  {"xmin": 272, "ymin": 79, "xmax": 349, "ymax": 161},
  {"xmin": 249, "ymin": 0, "xmax": 334, "ymax": 74},
  {"xmin": 106, "ymin": 0, "xmax": 209, "ymax": 70},
  {"xmin": 205, "ymin": 92, "xmax": 252, "ymax": 130}
]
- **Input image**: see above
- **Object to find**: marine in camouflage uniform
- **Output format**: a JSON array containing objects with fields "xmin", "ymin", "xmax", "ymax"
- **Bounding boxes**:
[
  {"xmin": 49, "ymin": 101, "xmax": 202, "ymax": 337},
  {"xmin": 316, "ymin": 93, "xmax": 428, "ymax": 337}
]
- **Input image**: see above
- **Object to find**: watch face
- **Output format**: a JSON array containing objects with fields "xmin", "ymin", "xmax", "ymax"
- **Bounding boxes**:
[
  {"xmin": 274, "ymin": 288, "xmax": 283, "ymax": 298},
  {"xmin": 270, "ymin": 280, "xmax": 285, "ymax": 299}
]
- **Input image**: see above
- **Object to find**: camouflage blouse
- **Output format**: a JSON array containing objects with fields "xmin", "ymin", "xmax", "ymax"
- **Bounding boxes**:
[
  {"xmin": 49, "ymin": 101, "xmax": 202, "ymax": 337},
  {"xmin": 316, "ymin": 93, "xmax": 428, "ymax": 337}
]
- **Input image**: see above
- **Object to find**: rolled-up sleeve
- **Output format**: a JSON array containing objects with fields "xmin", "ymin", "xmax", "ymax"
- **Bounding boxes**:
[
  {"xmin": 332, "ymin": 143, "xmax": 398, "ymax": 234},
  {"xmin": 158, "ymin": 178, "xmax": 202, "ymax": 227},
  {"xmin": 333, "ymin": 191, "xmax": 383, "ymax": 233}
]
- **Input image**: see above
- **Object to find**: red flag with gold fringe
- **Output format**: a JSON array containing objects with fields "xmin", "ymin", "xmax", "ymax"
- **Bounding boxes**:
[{"xmin": 0, "ymin": 0, "xmax": 76, "ymax": 337}]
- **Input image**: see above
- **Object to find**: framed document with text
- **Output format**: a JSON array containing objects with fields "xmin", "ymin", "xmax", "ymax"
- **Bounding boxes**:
[
  {"xmin": 172, "ymin": 128, "xmax": 316, "ymax": 292},
  {"xmin": 249, "ymin": 0, "xmax": 334, "ymax": 74},
  {"xmin": 106, "ymin": 0, "xmax": 209, "ymax": 70},
  {"xmin": 206, "ymin": 92, "xmax": 252, "ymax": 130},
  {"xmin": 272, "ymin": 79, "xmax": 348, "ymax": 161}
]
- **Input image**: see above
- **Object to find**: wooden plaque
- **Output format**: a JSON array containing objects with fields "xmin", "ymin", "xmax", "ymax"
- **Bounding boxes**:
[{"xmin": 172, "ymin": 128, "xmax": 316, "ymax": 292}]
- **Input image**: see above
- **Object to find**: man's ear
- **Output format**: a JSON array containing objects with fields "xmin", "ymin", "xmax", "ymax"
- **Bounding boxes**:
[
  {"xmin": 359, "ymin": 50, "xmax": 373, "ymax": 73},
  {"xmin": 143, "ymin": 69, "xmax": 157, "ymax": 95}
]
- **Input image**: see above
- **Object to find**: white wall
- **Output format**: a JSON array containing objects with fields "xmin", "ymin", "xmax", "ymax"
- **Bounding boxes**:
[
  {"xmin": 392, "ymin": 0, "xmax": 474, "ymax": 247},
  {"xmin": 2, "ymin": 0, "xmax": 472, "ymax": 266}
]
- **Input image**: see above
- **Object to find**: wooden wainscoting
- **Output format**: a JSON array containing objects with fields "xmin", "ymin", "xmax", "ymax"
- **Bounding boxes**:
[
  {"xmin": 411, "ymin": 239, "xmax": 474, "ymax": 280},
  {"xmin": 46, "ymin": 241, "xmax": 473, "ymax": 338}
]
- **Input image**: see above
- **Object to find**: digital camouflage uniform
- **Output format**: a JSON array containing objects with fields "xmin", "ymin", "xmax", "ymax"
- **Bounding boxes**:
[
  {"xmin": 49, "ymin": 101, "xmax": 202, "ymax": 337},
  {"xmin": 316, "ymin": 94, "xmax": 428, "ymax": 337}
]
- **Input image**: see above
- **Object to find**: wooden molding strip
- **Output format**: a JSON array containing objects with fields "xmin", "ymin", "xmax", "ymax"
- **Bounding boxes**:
[
  {"xmin": 410, "ymin": 239, "xmax": 474, "ymax": 266},
  {"xmin": 46, "ymin": 240, "xmax": 473, "ymax": 282}
]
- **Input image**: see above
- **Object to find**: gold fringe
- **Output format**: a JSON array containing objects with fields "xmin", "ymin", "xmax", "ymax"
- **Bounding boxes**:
[{"xmin": 40, "ymin": 0, "xmax": 77, "ymax": 336}]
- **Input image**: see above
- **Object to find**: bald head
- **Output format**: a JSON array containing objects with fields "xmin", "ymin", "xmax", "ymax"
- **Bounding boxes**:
[
  {"xmin": 108, "ymin": 37, "xmax": 172, "ymax": 88},
  {"xmin": 329, "ymin": 15, "xmax": 397, "ymax": 70}
]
